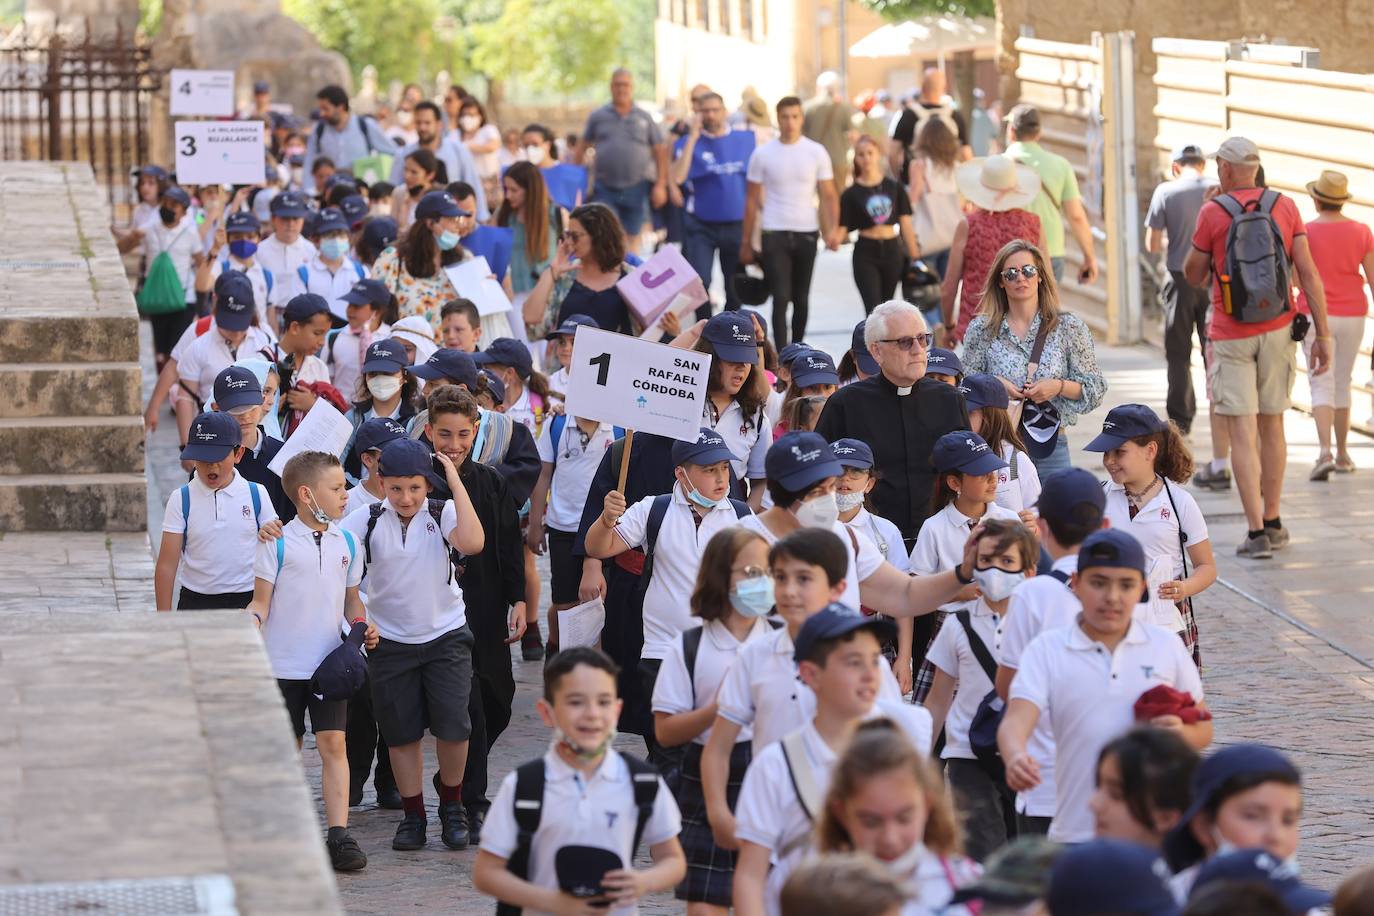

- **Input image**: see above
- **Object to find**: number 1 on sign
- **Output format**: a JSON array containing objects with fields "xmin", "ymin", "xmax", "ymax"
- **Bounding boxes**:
[{"xmin": 589, "ymin": 352, "xmax": 611, "ymax": 386}]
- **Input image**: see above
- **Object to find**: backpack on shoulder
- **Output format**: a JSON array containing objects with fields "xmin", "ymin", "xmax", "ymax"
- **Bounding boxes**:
[
  {"xmin": 958, "ymin": 610, "xmax": 1008, "ymax": 783},
  {"xmin": 640, "ymin": 493, "xmax": 751, "ymax": 585},
  {"xmin": 362, "ymin": 499, "xmax": 465, "ymax": 583},
  {"xmin": 1215, "ymin": 189, "xmax": 1292, "ymax": 323}
]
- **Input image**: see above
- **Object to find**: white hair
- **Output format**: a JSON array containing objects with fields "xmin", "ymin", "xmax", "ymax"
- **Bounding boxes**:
[
  {"xmin": 816, "ymin": 71, "xmax": 840, "ymax": 93},
  {"xmin": 864, "ymin": 299, "xmax": 925, "ymax": 348}
]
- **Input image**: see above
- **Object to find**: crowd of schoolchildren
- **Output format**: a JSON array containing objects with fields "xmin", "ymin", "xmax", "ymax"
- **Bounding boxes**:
[{"xmin": 137, "ymin": 131, "xmax": 1374, "ymax": 915}]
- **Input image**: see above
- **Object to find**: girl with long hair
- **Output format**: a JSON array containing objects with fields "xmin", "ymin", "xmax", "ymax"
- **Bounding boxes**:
[
  {"xmin": 908, "ymin": 117, "xmax": 963, "ymax": 278},
  {"xmin": 390, "ymin": 148, "xmax": 448, "ymax": 231},
  {"xmin": 495, "ymin": 161, "xmax": 561, "ymax": 296},
  {"xmin": 832, "ymin": 134, "xmax": 918, "ymax": 313},
  {"xmin": 371, "ymin": 190, "xmax": 476, "ymax": 332}
]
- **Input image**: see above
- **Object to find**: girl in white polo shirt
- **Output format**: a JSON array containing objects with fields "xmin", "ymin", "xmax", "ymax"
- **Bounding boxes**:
[
  {"xmin": 652, "ymin": 527, "xmax": 778, "ymax": 915},
  {"xmin": 909, "ymin": 431, "xmax": 1020, "ymax": 702},
  {"xmin": 1083, "ymin": 403, "xmax": 1216, "ymax": 669},
  {"xmin": 693, "ymin": 311, "xmax": 774, "ymax": 509},
  {"xmin": 959, "ymin": 373, "xmax": 1041, "ymax": 519}
]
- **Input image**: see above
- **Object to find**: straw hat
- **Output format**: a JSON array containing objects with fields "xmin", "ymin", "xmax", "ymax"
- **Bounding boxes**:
[
  {"xmin": 1307, "ymin": 169, "xmax": 1351, "ymax": 204},
  {"xmin": 956, "ymin": 155, "xmax": 1042, "ymax": 212},
  {"xmin": 743, "ymin": 95, "xmax": 771, "ymax": 129}
]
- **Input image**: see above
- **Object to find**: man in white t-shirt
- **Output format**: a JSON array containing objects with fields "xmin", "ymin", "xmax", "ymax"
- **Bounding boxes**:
[
  {"xmin": 740, "ymin": 95, "xmax": 840, "ymax": 349},
  {"xmin": 998, "ymin": 529, "xmax": 1213, "ymax": 843}
]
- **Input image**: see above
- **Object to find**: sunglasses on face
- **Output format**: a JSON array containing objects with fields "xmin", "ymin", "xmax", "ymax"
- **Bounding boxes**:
[
  {"xmin": 1000, "ymin": 264, "xmax": 1040, "ymax": 283},
  {"xmin": 878, "ymin": 333, "xmax": 933, "ymax": 352}
]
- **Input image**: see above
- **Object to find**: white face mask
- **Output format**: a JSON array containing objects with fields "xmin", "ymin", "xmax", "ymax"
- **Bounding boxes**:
[
  {"xmin": 367, "ymin": 375, "xmax": 402, "ymax": 401},
  {"xmin": 524, "ymin": 145, "xmax": 547, "ymax": 165},
  {"xmin": 794, "ymin": 491, "xmax": 839, "ymax": 529},
  {"xmin": 835, "ymin": 491, "xmax": 865, "ymax": 512},
  {"xmin": 973, "ymin": 566, "xmax": 1026, "ymax": 602},
  {"xmin": 459, "ymin": 115, "xmax": 480, "ymax": 132}
]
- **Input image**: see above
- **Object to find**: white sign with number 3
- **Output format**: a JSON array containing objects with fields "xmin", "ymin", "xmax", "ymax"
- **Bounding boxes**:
[
  {"xmin": 169, "ymin": 70, "xmax": 236, "ymax": 117},
  {"xmin": 562, "ymin": 326, "xmax": 709, "ymax": 442},
  {"xmin": 174, "ymin": 121, "xmax": 266, "ymax": 186}
]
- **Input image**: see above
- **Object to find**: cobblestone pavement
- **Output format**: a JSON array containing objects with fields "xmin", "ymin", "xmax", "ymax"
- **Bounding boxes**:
[{"xmin": 6, "ymin": 249, "xmax": 1370, "ymax": 912}]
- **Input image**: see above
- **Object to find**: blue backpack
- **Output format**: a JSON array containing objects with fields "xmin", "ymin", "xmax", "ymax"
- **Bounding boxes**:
[
  {"xmin": 298, "ymin": 261, "xmax": 366, "ymax": 292},
  {"xmin": 221, "ymin": 256, "xmax": 274, "ymax": 300},
  {"xmin": 179, "ymin": 481, "xmax": 264, "ymax": 552},
  {"xmin": 274, "ymin": 528, "xmax": 356, "ymax": 573},
  {"xmin": 547, "ymin": 414, "xmax": 625, "ymax": 473}
]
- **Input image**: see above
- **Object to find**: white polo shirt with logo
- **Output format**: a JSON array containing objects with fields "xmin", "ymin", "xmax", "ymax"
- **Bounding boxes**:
[
  {"xmin": 1103, "ymin": 480, "xmax": 1209, "ymax": 632},
  {"xmin": 926, "ymin": 595, "xmax": 1002, "ymax": 759},
  {"xmin": 162, "ymin": 470, "xmax": 277, "ymax": 594},
  {"xmin": 910, "ymin": 501, "xmax": 1021, "ymax": 614},
  {"xmin": 178, "ymin": 325, "xmax": 277, "ymax": 402},
  {"xmin": 1010, "ymin": 616, "xmax": 1204, "ymax": 842},
  {"xmin": 702, "ymin": 397, "xmax": 771, "ymax": 482},
  {"xmin": 537, "ymin": 419, "xmax": 618, "ymax": 532}
]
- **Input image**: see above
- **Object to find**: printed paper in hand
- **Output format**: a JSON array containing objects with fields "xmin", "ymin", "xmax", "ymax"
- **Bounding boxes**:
[
  {"xmin": 267, "ymin": 398, "xmax": 355, "ymax": 476},
  {"xmin": 638, "ymin": 291, "xmax": 701, "ymax": 340},
  {"xmin": 557, "ymin": 598, "xmax": 606, "ymax": 649},
  {"xmin": 444, "ymin": 256, "xmax": 511, "ymax": 316}
]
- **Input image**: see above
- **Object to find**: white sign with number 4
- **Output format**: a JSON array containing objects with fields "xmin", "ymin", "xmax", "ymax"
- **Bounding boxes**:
[
  {"xmin": 562, "ymin": 326, "xmax": 710, "ymax": 442},
  {"xmin": 169, "ymin": 70, "xmax": 236, "ymax": 117}
]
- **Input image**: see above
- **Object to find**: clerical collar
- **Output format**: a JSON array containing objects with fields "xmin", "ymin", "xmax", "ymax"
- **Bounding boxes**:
[{"xmin": 897, "ymin": 385, "xmax": 913, "ymax": 397}]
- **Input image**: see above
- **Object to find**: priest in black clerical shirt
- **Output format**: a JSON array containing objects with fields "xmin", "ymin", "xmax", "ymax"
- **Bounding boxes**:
[{"xmin": 815, "ymin": 299, "xmax": 969, "ymax": 548}]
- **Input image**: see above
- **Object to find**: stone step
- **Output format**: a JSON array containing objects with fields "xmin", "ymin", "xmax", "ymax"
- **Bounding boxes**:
[
  {"xmin": 0, "ymin": 362, "xmax": 143, "ymax": 419},
  {"xmin": 0, "ymin": 472, "xmax": 146, "ymax": 532},
  {"xmin": 0, "ymin": 314, "xmax": 141, "ymax": 364},
  {"xmin": 0, "ymin": 416, "xmax": 145, "ymax": 475}
]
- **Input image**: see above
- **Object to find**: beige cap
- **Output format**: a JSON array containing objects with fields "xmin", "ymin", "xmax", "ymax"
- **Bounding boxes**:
[{"xmin": 1209, "ymin": 137, "xmax": 1260, "ymax": 164}]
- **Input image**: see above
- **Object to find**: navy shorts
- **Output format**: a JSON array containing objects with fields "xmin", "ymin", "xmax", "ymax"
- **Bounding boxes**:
[{"xmin": 369, "ymin": 626, "xmax": 474, "ymax": 745}]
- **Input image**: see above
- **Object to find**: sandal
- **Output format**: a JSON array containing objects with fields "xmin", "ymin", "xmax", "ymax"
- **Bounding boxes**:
[{"xmin": 1336, "ymin": 456, "xmax": 1357, "ymax": 473}]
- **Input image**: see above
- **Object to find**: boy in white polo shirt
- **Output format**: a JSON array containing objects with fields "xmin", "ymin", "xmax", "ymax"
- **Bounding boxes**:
[
  {"xmin": 998, "ymin": 529, "xmax": 1213, "ymax": 844},
  {"xmin": 993, "ymin": 467, "xmax": 1107, "ymax": 836},
  {"xmin": 473, "ymin": 647, "xmax": 686, "ymax": 914},
  {"xmin": 584, "ymin": 427, "xmax": 750, "ymax": 771},
  {"xmin": 245, "ymin": 450, "xmax": 377, "ymax": 873},
  {"xmin": 732, "ymin": 605, "xmax": 932, "ymax": 916},
  {"xmin": 155, "ymin": 411, "xmax": 277, "ymax": 611},
  {"xmin": 339, "ymin": 438, "xmax": 485, "ymax": 852}
]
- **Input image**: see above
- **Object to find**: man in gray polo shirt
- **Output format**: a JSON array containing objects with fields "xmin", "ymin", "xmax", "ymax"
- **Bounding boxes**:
[
  {"xmin": 303, "ymin": 85, "xmax": 398, "ymax": 195},
  {"xmin": 577, "ymin": 68, "xmax": 668, "ymax": 239}
]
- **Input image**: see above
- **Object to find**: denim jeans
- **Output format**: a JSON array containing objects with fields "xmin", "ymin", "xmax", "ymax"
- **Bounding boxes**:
[
  {"xmin": 681, "ymin": 211, "xmax": 743, "ymax": 317},
  {"xmin": 760, "ymin": 229, "xmax": 820, "ymax": 349},
  {"xmin": 591, "ymin": 180, "xmax": 652, "ymax": 235},
  {"xmin": 1031, "ymin": 430, "xmax": 1073, "ymax": 476}
]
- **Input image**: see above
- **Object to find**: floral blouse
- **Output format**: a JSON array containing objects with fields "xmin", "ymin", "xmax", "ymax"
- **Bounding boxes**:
[
  {"xmin": 371, "ymin": 245, "xmax": 471, "ymax": 333},
  {"xmin": 961, "ymin": 310, "xmax": 1106, "ymax": 426}
]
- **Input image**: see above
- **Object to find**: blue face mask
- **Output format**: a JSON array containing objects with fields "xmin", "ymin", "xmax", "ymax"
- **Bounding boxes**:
[
  {"xmin": 228, "ymin": 239, "xmax": 258, "ymax": 260},
  {"xmin": 686, "ymin": 487, "xmax": 720, "ymax": 510},
  {"xmin": 729, "ymin": 576, "xmax": 775, "ymax": 618},
  {"xmin": 437, "ymin": 230, "xmax": 461, "ymax": 251},
  {"xmin": 320, "ymin": 237, "xmax": 350, "ymax": 260}
]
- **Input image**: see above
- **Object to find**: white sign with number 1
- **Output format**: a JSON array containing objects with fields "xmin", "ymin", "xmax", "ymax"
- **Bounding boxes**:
[
  {"xmin": 169, "ymin": 69, "xmax": 236, "ymax": 116},
  {"xmin": 562, "ymin": 326, "xmax": 709, "ymax": 442},
  {"xmin": 174, "ymin": 121, "xmax": 266, "ymax": 186}
]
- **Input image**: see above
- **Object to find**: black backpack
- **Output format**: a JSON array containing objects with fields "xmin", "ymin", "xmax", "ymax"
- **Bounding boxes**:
[
  {"xmin": 640, "ymin": 493, "xmax": 751, "ymax": 586},
  {"xmin": 1215, "ymin": 189, "xmax": 1292, "ymax": 324},
  {"xmin": 681, "ymin": 618, "xmax": 782, "ymax": 693},
  {"xmin": 362, "ymin": 499, "xmax": 465, "ymax": 584},
  {"xmin": 496, "ymin": 754, "xmax": 660, "ymax": 915}
]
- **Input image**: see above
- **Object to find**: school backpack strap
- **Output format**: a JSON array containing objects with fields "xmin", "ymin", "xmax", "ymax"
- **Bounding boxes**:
[
  {"xmin": 955, "ymin": 611, "xmax": 997, "ymax": 682},
  {"xmin": 275, "ymin": 536, "xmax": 286, "ymax": 575},
  {"xmin": 778, "ymin": 730, "xmax": 823, "ymax": 859},
  {"xmin": 620, "ymin": 754, "xmax": 662, "ymax": 855},
  {"xmin": 264, "ymin": 268, "xmax": 274, "ymax": 297},
  {"xmin": 297, "ymin": 264, "xmax": 310, "ymax": 289},
  {"xmin": 179, "ymin": 484, "xmax": 192, "ymax": 552},
  {"xmin": 640, "ymin": 493, "xmax": 675, "ymax": 583},
  {"xmin": 428, "ymin": 497, "xmax": 463, "ymax": 584},
  {"xmin": 682, "ymin": 626, "xmax": 706, "ymax": 695},
  {"xmin": 354, "ymin": 260, "xmax": 366, "ymax": 281},
  {"xmin": 1046, "ymin": 569, "xmax": 1070, "ymax": 584},
  {"xmin": 548, "ymin": 413, "xmax": 567, "ymax": 473},
  {"xmin": 497, "ymin": 758, "xmax": 547, "ymax": 916},
  {"xmin": 1160, "ymin": 479, "xmax": 1190, "ymax": 579},
  {"xmin": 342, "ymin": 529, "xmax": 357, "ymax": 568},
  {"xmin": 726, "ymin": 498, "xmax": 751, "ymax": 519},
  {"xmin": 249, "ymin": 483, "xmax": 263, "ymax": 528},
  {"xmin": 958, "ymin": 610, "xmax": 1008, "ymax": 782},
  {"xmin": 362, "ymin": 502, "xmax": 386, "ymax": 565}
]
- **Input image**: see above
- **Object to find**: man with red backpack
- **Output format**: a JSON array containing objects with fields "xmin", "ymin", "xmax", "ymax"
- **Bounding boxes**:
[{"xmin": 1183, "ymin": 137, "xmax": 1332, "ymax": 559}]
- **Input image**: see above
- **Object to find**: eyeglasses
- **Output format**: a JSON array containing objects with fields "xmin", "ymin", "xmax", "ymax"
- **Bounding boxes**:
[
  {"xmin": 732, "ymin": 565, "xmax": 770, "ymax": 579},
  {"xmin": 999, "ymin": 264, "xmax": 1040, "ymax": 283},
  {"xmin": 878, "ymin": 333, "xmax": 933, "ymax": 352}
]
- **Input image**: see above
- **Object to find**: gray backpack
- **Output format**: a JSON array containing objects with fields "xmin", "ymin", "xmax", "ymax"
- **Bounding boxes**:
[{"xmin": 1215, "ymin": 190, "xmax": 1292, "ymax": 324}]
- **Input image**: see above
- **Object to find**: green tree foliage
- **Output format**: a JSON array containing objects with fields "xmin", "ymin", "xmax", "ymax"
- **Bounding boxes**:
[
  {"xmin": 283, "ymin": 0, "xmax": 456, "ymax": 85},
  {"xmin": 860, "ymin": 0, "xmax": 994, "ymax": 21},
  {"xmin": 469, "ymin": 0, "xmax": 622, "ymax": 95}
]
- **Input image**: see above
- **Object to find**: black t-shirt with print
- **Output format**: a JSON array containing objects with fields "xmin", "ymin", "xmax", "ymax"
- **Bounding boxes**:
[{"xmin": 839, "ymin": 178, "xmax": 912, "ymax": 231}]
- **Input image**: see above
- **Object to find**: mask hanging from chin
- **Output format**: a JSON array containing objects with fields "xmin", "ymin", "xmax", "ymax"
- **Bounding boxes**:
[
  {"xmin": 835, "ymin": 491, "xmax": 865, "ymax": 512},
  {"xmin": 553, "ymin": 726, "xmax": 616, "ymax": 761}
]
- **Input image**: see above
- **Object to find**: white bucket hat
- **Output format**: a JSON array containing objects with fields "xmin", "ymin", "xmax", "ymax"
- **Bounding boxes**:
[
  {"xmin": 956, "ymin": 154, "xmax": 1042, "ymax": 212},
  {"xmin": 386, "ymin": 315, "xmax": 439, "ymax": 366}
]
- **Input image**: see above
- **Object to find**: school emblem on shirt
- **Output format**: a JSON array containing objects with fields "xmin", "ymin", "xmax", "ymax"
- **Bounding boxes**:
[
  {"xmin": 1161, "ymin": 508, "xmax": 1171, "ymax": 520},
  {"xmin": 1141, "ymin": 665, "xmax": 1156, "ymax": 678},
  {"xmin": 605, "ymin": 811, "xmax": 619, "ymax": 828},
  {"xmin": 426, "ymin": 521, "xmax": 436, "ymax": 534},
  {"xmin": 241, "ymin": 504, "xmax": 252, "ymax": 518},
  {"xmin": 341, "ymin": 555, "xmax": 350, "ymax": 568}
]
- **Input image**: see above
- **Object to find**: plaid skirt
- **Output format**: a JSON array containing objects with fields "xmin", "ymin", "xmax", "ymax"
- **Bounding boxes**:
[
  {"xmin": 676, "ymin": 740, "xmax": 752, "ymax": 905},
  {"xmin": 912, "ymin": 610, "xmax": 949, "ymax": 704},
  {"xmin": 1178, "ymin": 597, "xmax": 1201, "ymax": 671}
]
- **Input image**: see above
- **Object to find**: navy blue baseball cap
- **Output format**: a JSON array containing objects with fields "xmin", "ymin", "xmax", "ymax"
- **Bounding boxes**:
[
  {"xmin": 479, "ymin": 369, "xmax": 506, "ymax": 403},
  {"xmin": 926, "ymin": 347, "xmax": 963, "ymax": 377},
  {"xmin": 213, "ymin": 271, "xmax": 256, "ymax": 331},
  {"xmin": 134, "ymin": 163, "xmax": 168, "ymax": 181},
  {"xmin": 931, "ymin": 431, "xmax": 1007, "ymax": 476},
  {"xmin": 353, "ymin": 417, "xmax": 408, "ymax": 455},
  {"xmin": 338, "ymin": 194, "xmax": 369, "ymax": 227},
  {"xmin": 282, "ymin": 292, "xmax": 332, "ymax": 326},
  {"xmin": 1021, "ymin": 399, "xmax": 1063, "ymax": 460},
  {"xmin": 225, "ymin": 211, "xmax": 260, "ymax": 235},
  {"xmin": 253, "ymin": 79, "xmax": 271, "ymax": 95},
  {"xmin": 361, "ymin": 216, "xmax": 399, "ymax": 253},
  {"xmin": 473, "ymin": 338, "xmax": 533, "ymax": 378},
  {"xmin": 958, "ymin": 373, "xmax": 1010, "ymax": 411},
  {"xmin": 313, "ymin": 206, "xmax": 349, "ymax": 236},
  {"xmin": 1084, "ymin": 403, "xmax": 1168, "ymax": 452},
  {"xmin": 1164, "ymin": 745, "xmax": 1300, "ymax": 871},
  {"xmin": 701, "ymin": 311, "xmax": 758, "ymax": 363},
  {"xmin": 778, "ymin": 342, "xmax": 812, "ymax": 370},
  {"xmin": 322, "ymin": 173, "xmax": 357, "ymax": 194},
  {"xmin": 377, "ymin": 438, "xmax": 444, "ymax": 488},
  {"xmin": 270, "ymin": 190, "xmax": 310, "ymax": 219},
  {"xmin": 547, "ymin": 313, "xmax": 599, "ymax": 340},
  {"xmin": 831, "ymin": 437, "xmax": 875, "ymax": 470},
  {"xmin": 791, "ymin": 350, "xmax": 839, "ymax": 388},
  {"xmin": 851, "ymin": 320, "xmax": 879, "ymax": 376},
  {"xmin": 555, "ymin": 846, "xmax": 623, "ymax": 902},
  {"xmin": 339, "ymin": 278, "xmax": 391, "ymax": 309},
  {"xmin": 415, "ymin": 190, "xmax": 464, "ymax": 221},
  {"xmin": 766, "ymin": 431, "xmax": 844, "ymax": 492},
  {"xmin": 1046, "ymin": 839, "xmax": 1178, "ymax": 916},
  {"xmin": 361, "ymin": 338, "xmax": 410, "ymax": 374},
  {"xmin": 793, "ymin": 602, "xmax": 896, "ymax": 664},
  {"xmin": 311, "ymin": 620, "xmax": 368, "ymax": 701},
  {"xmin": 181, "ymin": 410, "xmax": 242, "ymax": 461},
  {"xmin": 212, "ymin": 365, "xmax": 263, "ymax": 411},
  {"xmin": 1190, "ymin": 849, "xmax": 1329, "ymax": 913},
  {"xmin": 671, "ymin": 427, "xmax": 739, "ymax": 467},
  {"xmin": 409, "ymin": 348, "xmax": 479, "ymax": 387},
  {"xmin": 162, "ymin": 185, "xmax": 191, "ymax": 208},
  {"xmin": 1034, "ymin": 467, "xmax": 1106, "ymax": 528},
  {"xmin": 1076, "ymin": 528, "xmax": 1147, "ymax": 577}
]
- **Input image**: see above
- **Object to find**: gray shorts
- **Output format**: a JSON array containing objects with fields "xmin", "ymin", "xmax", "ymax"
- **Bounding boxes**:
[{"xmin": 369, "ymin": 626, "xmax": 474, "ymax": 746}]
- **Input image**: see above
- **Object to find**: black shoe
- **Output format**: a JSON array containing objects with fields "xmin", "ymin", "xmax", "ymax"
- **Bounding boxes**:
[
  {"xmin": 433, "ymin": 770, "xmax": 470, "ymax": 849},
  {"xmin": 392, "ymin": 813, "xmax": 428, "ymax": 850},
  {"xmin": 521, "ymin": 628, "xmax": 544, "ymax": 661},
  {"xmin": 466, "ymin": 807, "xmax": 486, "ymax": 845},
  {"xmin": 376, "ymin": 784, "xmax": 403, "ymax": 810},
  {"xmin": 327, "ymin": 831, "xmax": 368, "ymax": 871}
]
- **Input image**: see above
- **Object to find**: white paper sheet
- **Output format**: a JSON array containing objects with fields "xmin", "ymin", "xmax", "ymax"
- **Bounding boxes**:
[
  {"xmin": 267, "ymin": 398, "xmax": 355, "ymax": 476},
  {"xmin": 444, "ymin": 256, "xmax": 512, "ymax": 316},
  {"xmin": 557, "ymin": 598, "xmax": 606, "ymax": 649},
  {"xmin": 637, "ymin": 291, "xmax": 700, "ymax": 340}
]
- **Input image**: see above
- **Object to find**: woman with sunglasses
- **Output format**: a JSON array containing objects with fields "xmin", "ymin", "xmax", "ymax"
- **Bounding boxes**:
[
  {"xmin": 962, "ymin": 239, "xmax": 1106, "ymax": 474},
  {"xmin": 521, "ymin": 202, "xmax": 633, "ymax": 337}
]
